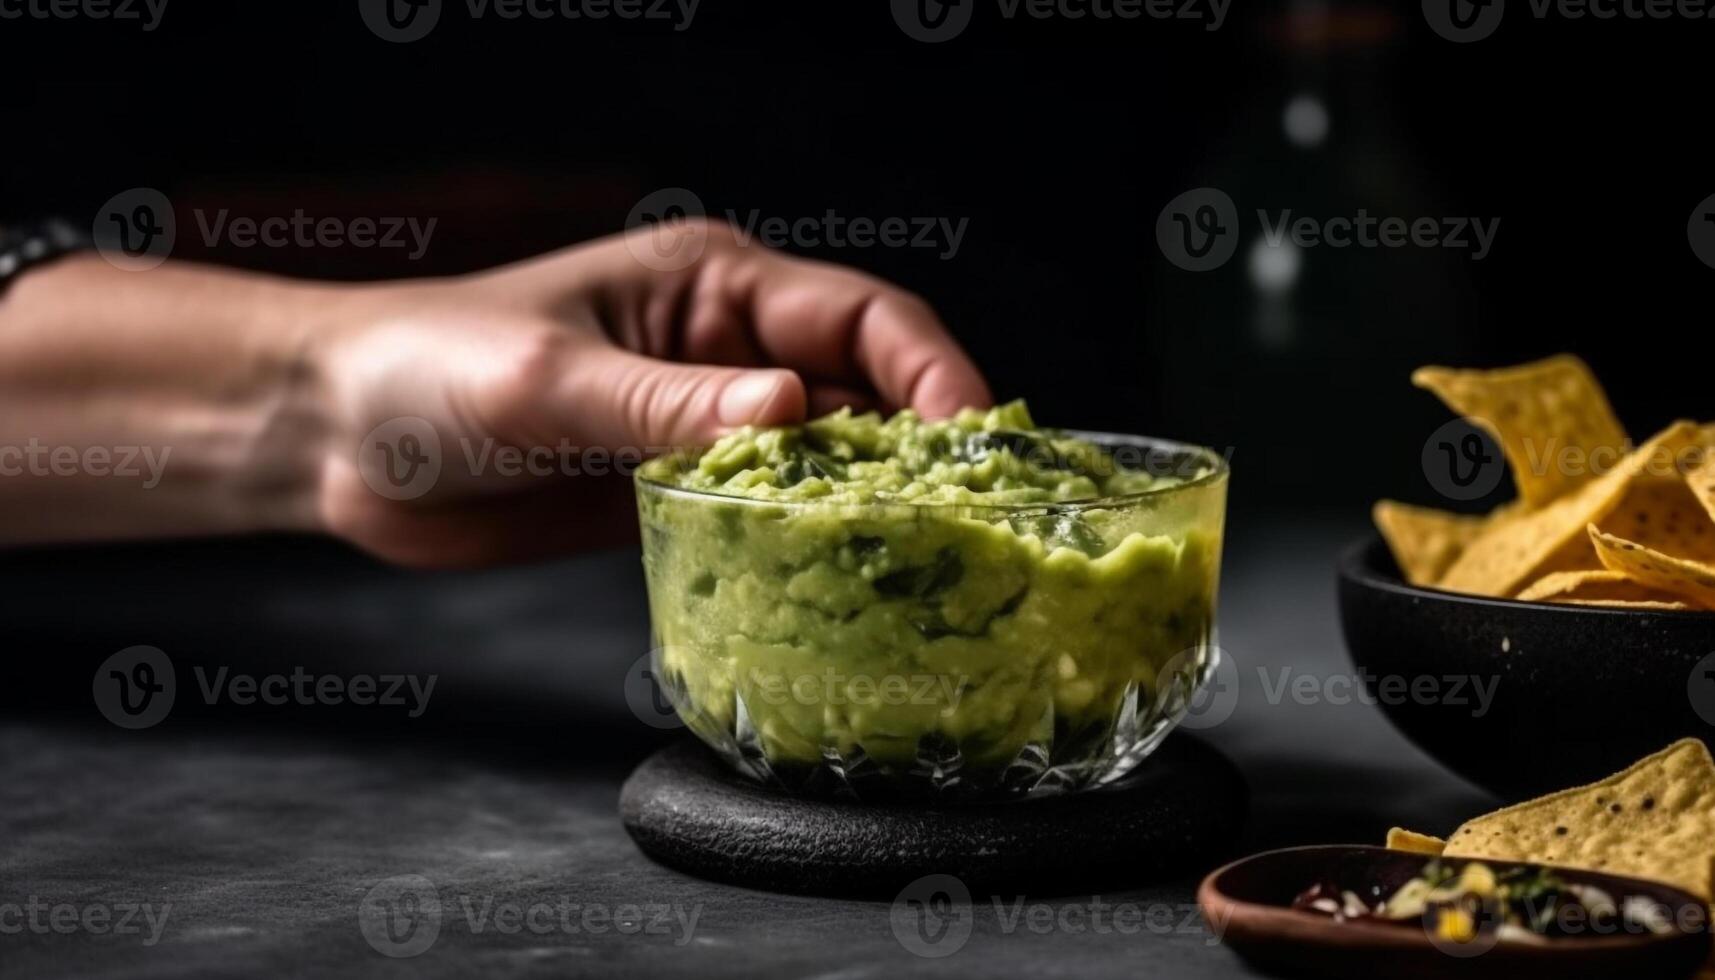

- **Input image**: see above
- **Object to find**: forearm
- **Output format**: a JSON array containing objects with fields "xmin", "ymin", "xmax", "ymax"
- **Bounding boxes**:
[{"xmin": 0, "ymin": 256, "xmax": 336, "ymax": 544}]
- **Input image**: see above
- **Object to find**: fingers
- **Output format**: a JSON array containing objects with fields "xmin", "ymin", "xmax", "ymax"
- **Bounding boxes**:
[
  {"xmin": 807, "ymin": 383, "xmax": 878, "ymax": 417},
  {"xmin": 554, "ymin": 344, "xmax": 808, "ymax": 451},
  {"xmin": 573, "ymin": 223, "xmax": 992, "ymax": 418},
  {"xmin": 326, "ymin": 465, "xmax": 639, "ymax": 569},
  {"xmin": 717, "ymin": 247, "xmax": 991, "ymax": 418}
]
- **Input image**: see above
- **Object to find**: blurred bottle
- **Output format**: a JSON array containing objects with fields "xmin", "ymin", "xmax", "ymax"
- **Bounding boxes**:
[{"xmin": 1144, "ymin": 0, "xmax": 1481, "ymax": 513}]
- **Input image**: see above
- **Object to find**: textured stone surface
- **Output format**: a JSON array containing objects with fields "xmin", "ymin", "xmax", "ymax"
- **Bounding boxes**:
[{"xmin": 0, "ymin": 519, "xmax": 1494, "ymax": 978}]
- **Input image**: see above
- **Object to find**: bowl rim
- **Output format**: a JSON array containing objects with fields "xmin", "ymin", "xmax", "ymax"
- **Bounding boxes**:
[
  {"xmin": 1198, "ymin": 843, "xmax": 1714, "ymax": 955},
  {"xmin": 1340, "ymin": 533, "xmax": 1715, "ymax": 618},
  {"xmin": 635, "ymin": 428, "xmax": 1230, "ymax": 513}
]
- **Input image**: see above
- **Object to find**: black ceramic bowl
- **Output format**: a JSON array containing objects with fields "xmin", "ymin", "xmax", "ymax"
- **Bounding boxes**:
[{"xmin": 1338, "ymin": 534, "xmax": 1715, "ymax": 801}]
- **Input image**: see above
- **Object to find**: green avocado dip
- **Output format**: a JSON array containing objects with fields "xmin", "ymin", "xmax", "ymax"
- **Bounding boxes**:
[{"xmin": 635, "ymin": 401, "xmax": 1226, "ymax": 797}]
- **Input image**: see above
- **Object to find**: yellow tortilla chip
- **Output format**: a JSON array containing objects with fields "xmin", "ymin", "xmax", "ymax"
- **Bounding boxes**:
[
  {"xmin": 1445, "ymin": 738, "xmax": 1715, "ymax": 902},
  {"xmin": 1372, "ymin": 501, "xmax": 1493, "ymax": 586},
  {"xmin": 1589, "ymin": 525, "xmax": 1715, "ymax": 610},
  {"xmin": 1555, "ymin": 598, "xmax": 1692, "ymax": 610},
  {"xmin": 1437, "ymin": 421, "xmax": 1700, "ymax": 596},
  {"xmin": 1413, "ymin": 355, "xmax": 1628, "ymax": 507},
  {"xmin": 1595, "ymin": 475, "xmax": 1715, "ymax": 563},
  {"xmin": 1515, "ymin": 569, "xmax": 1685, "ymax": 604},
  {"xmin": 1516, "ymin": 533, "xmax": 1606, "ymax": 584},
  {"xmin": 1689, "ymin": 452, "xmax": 1715, "ymax": 527},
  {"xmin": 1386, "ymin": 827, "xmax": 1447, "ymax": 855}
]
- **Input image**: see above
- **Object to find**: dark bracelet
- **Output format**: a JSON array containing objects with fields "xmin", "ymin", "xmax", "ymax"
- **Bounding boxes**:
[{"xmin": 0, "ymin": 218, "xmax": 92, "ymax": 296}]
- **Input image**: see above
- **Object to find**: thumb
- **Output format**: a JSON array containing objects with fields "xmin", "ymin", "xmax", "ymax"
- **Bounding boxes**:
[{"xmin": 566, "ymin": 346, "xmax": 807, "ymax": 451}]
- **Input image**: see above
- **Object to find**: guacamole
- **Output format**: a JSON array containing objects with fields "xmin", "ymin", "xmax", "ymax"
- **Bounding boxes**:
[{"xmin": 635, "ymin": 402, "xmax": 1226, "ymax": 797}]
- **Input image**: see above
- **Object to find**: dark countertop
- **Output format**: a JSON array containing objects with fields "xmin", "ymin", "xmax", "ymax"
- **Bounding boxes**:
[{"xmin": 0, "ymin": 516, "xmax": 1493, "ymax": 979}]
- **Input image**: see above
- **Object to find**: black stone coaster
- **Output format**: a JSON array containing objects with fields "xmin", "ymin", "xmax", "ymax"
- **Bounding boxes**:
[{"xmin": 620, "ymin": 736, "xmax": 1247, "ymax": 898}]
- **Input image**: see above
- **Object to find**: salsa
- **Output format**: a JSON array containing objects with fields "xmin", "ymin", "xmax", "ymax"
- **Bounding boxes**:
[{"xmin": 1293, "ymin": 860, "xmax": 1680, "ymax": 944}]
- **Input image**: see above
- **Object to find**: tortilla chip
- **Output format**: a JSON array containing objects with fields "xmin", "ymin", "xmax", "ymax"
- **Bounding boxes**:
[
  {"xmin": 1595, "ymin": 475, "xmax": 1715, "ymax": 563},
  {"xmin": 1589, "ymin": 525, "xmax": 1715, "ymax": 609},
  {"xmin": 1555, "ymin": 598, "xmax": 1693, "ymax": 610},
  {"xmin": 1386, "ymin": 827, "xmax": 1447, "ymax": 855},
  {"xmin": 1444, "ymin": 738, "xmax": 1715, "ymax": 902},
  {"xmin": 1689, "ymin": 452, "xmax": 1715, "ymax": 527},
  {"xmin": 1437, "ymin": 421, "xmax": 1700, "ymax": 596},
  {"xmin": 1516, "ymin": 533, "xmax": 1607, "ymax": 585},
  {"xmin": 1515, "ymin": 569, "xmax": 1685, "ymax": 604},
  {"xmin": 1373, "ymin": 501, "xmax": 1493, "ymax": 586},
  {"xmin": 1413, "ymin": 355, "xmax": 1627, "ymax": 507}
]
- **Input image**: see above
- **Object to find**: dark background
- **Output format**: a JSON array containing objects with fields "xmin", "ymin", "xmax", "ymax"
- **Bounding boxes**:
[
  {"xmin": 5, "ymin": 0, "xmax": 1711, "ymax": 519},
  {"xmin": 0, "ymin": 8, "xmax": 1706, "ymax": 976}
]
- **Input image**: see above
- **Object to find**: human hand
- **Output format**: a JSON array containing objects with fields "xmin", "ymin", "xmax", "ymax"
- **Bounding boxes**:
[{"xmin": 314, "ymin": 219, "xmax": 991, "ymax": 565}]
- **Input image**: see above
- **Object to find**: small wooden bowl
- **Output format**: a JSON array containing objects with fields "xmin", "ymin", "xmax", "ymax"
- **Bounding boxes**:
[{"xmin": 1198, "ymin": 845, "xmax": 1711, "ymax": 979}]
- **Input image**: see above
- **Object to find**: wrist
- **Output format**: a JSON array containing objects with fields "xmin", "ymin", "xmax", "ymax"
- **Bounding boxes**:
[
  {"xmin": 0, "ymin": 257, "xmax": 349, "ymax": 541},
  {"xmin": 227, "ymin": 273, "xmax": 350, "ymax": 537}
]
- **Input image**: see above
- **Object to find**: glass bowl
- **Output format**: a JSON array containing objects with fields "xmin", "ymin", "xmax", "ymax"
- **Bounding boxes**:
[{"xmin": 634, "ymin": 432, "xmax": 1228, "ymax": 801}]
